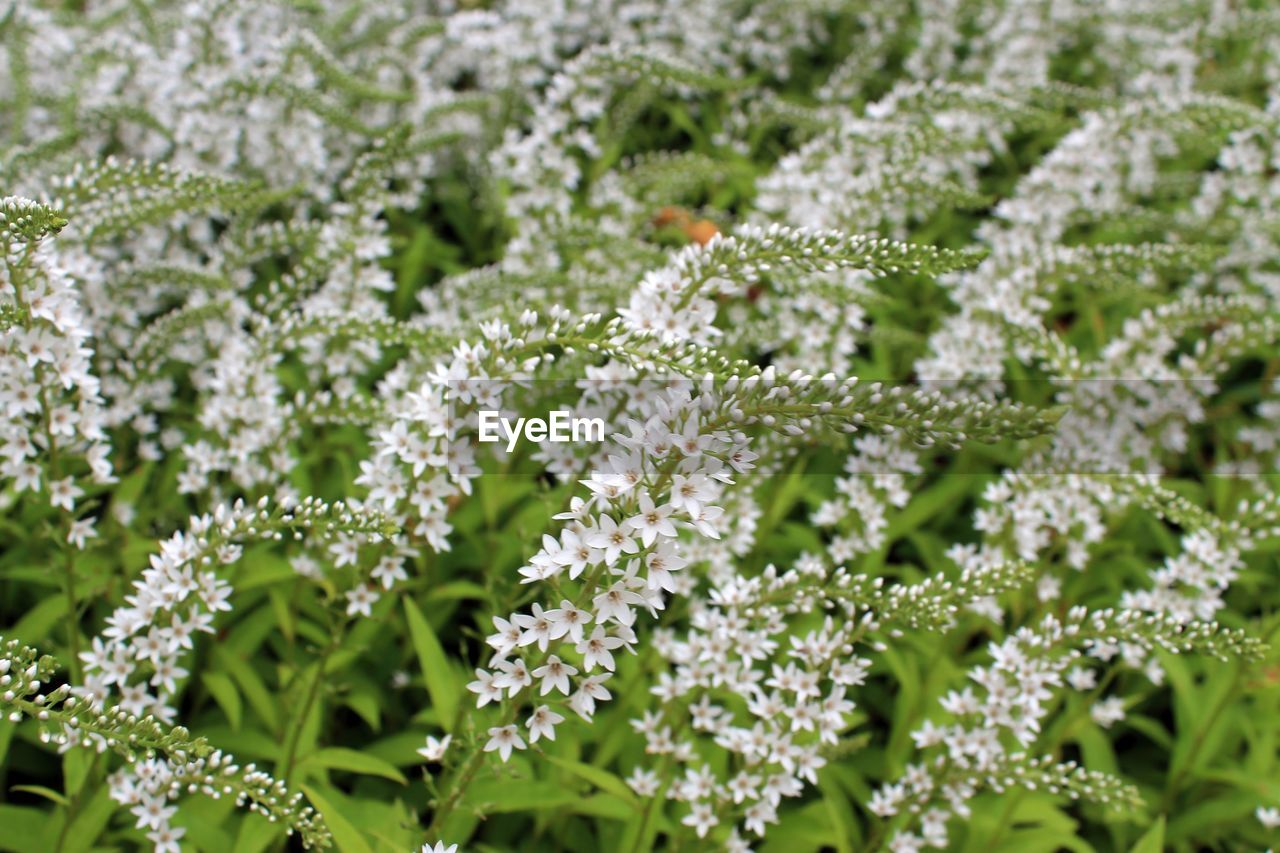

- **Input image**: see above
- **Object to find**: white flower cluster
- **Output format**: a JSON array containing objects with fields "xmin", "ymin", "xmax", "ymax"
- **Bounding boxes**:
[
  {"xmin": 871, "ymin": 607, "xmax": 1261, "ymax": 850},
  {"xmin": 1, "ymin": 197, "xmax": 112, "ymax": 523},
  {"xmin": 79, "ymin": 496, "xmax": 396, "ymax": 720}
]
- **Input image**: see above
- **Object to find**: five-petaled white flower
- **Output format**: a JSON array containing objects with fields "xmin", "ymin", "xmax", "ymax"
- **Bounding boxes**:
[
  {"xmin": 484, "ymin": 724, "xmax": 525, "ymax": 762},
  {"xmin": 526, "ymin": 704, "xmax": 564, "ymax": 743},
  {"xmin": 624, "ymin": 493, "xmax": 677, "ymax": 547},
  {"xmin": 532, "ymin": 655, "xmax": 578, "ymax": 695},
  {"xmin": 417, "ymin": 734, "xmax": 452, "ymax": 763}
]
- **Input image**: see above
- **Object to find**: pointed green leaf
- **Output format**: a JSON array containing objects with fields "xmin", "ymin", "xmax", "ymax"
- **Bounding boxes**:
[
  {"xmin": 299, "ymin": 748, "xmax": 407, "ymax": 785},
  {"xmin": 403, "ymin": 599, "xmax": 459, "ymax": 731},
  {"xmin": 545, "ymin": 755, "xmax": 637, "ymax": 803},
  {"xmin": 203, "ymin": 671, "xmax": 244, "ymax": 731},
  {"xmin": 1130, "ymin": 816, "xmax": 1165, "ymax": 853},
  {"xmin": 301, "ymin": 785, "xmax": 373, "ymax": 853}
]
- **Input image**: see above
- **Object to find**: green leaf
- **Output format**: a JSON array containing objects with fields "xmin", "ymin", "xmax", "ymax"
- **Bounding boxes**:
[
  {"xmin": 177, "ymin": 804, "xmax": 236, "ymax": 851},
  {"xmin": 544, "ymin": 756, "xmax": 637, "ymax": 803},
  {"xmin": 299, "ymin": 747, "xmax": 407, "ymax": 784},
  {"xmin": 364, "ymin": 731, "xmax": 440, "ymax": 767},
  {"xmin": 199, "ymin": 725, "xmax": 285, "ymax": 763},
  {"xmin": 212, "ymin": 645, "xmax": 281, "ymax": 733},
  {"xmin": 237, "ymin": 548, "xmax": 298, "ymax": 592},
  {"xmin": 0, "ymin": 720, "xmax": 13, "ymax": 766},
  {"xmin": 268, "ymin": 586, "xmax": 297, "ymax": 643},
  {"xmin": 342, "ymin": 690, "xmax": 382, "ymax": 732},
  {"xmin": 62, "ymin": 749, "xmax": 91, "ymax": 798},
  {"xmin": 1129, "ymin": 816, "xmax": 1165, "ymax": 853},
  {"xmin": 467, "ymin": 777, "xmax": 581, "ymax": 812},
  {"xmin": 9, "ymin": 785, "xmax": 68, "ymax": 806},
  {"xmin": 232, "ymin": 811, "xmax": 284, "ymax": 853},
  {"xmin": 203, "ymin": 671, "xmax": 244, "ymax": 731},
  {"xmin": 565, "ymin": 793, "xmax": 635, "ymax": 821},
  {"xmin": 993, "ymin": 828, "xmax": 1095, "ymax": 853},
  {"xmin": 10, "ymin": 595, "xmax": 67, "ymax": 646},
  {"xmin": 59, "ymin": 785, "xmax": 114, "ymax": 853},
  {"xmin": 818, "ymin": 769, "xmax": 859, "ymax": 853},
  {"xmin": 301, "ymin": 785, "xmax": 374, "ymax": 853},
  {"xmin": 1166, "ymin": 793, "xmax": 1257, "ymax": 842},
  {"xmin": 0, "ymin": 805, "xmax": 48, "ymax": 853},
  {"xmin": 403, "ymin": 599, "xmax": 460, "ymax": 732},
  {"xmin": 425, "ymin": 580, "xmax": 489, "ymax": 602}
]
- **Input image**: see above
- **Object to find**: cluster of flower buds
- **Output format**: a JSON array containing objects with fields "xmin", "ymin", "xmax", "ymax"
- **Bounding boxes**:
[{"xmin": 0, "ymin": 637, "xmax": 331, "ymax": 849}]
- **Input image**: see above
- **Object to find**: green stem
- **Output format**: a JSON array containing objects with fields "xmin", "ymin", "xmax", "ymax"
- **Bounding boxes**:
[
  {"xmin": 39, "ymin": 381, "xmax": 82, "ymax": 684},
  {"xmin": 52, "ymin": 753, "xmax": 99, "ymax": 853},
  {"xmin": 1158, "ymin": 661, "xmax": 1246, "ymax": 813},
  {"xmin": 62, "ymin": 549, "xmax": 82, "ymax": 683},
  {"xmin": 627, "ymin": 752, "xmax": 673, "ymax": 853},
  {"xmin": 282, "ymin": 628, "xmax": 344, "ymax": 787},
  {"xmin": 426, "ymin": 703, "xmax": 519, "ymax": 839}
]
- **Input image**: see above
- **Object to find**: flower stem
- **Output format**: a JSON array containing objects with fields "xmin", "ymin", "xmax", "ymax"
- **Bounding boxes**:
[
  {"xmin": 282, "ymin": 627, "xmax": 344, "ymax": 787},
  {"xmin": 426, "ymin": 703, "xmax": 518, "ymax": 839},
  {"xmin": 61, "ymin": 548, "xmax": 82, "ymax": 683}
]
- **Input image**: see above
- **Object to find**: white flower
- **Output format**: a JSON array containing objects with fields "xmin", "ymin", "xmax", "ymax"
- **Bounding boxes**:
[
  {"xmin": 690, "ymin": 504, "xmax": 724, "ymax": 539},
  {"xmin": 727, "ymin": 771, "xmax": 761, "ymax": 804},
  {"xmin": 48, "ymin": 476, "xmax": 83, "ymax": 511},
  {"xmin": 1066, "ymin": 666, "xmax": 1097, "ymax": 691},
  {"xmin": 551, "ymin": 529, "xmax": 599, "ymax": 579},
  {"xmin": 644, "ymin": 543, "xmax": 687, "ymax": 592},
  {"xmin": 669, "ymin": 472, "xmax": 711, "ymax": 516},
  {"xmin": 569, "ymin": 674, "xmax": 613, "ymax": 720},
  {"xmin": 627, "ymin": 767, "xmax": 660, "ymax": 796},
  {"xmin": 669, "ymin": 415, "xmax": 712, "ymax": 457},
  {"xmin": 1258, "ymin": 806, "xmax": 1280, "ymax": 829},
  {"xmin": 532, "ymin": 655, "xmax": 577, "ymax": 695},
  {"xmin": 514, "ymin": 602, "xmax": 556, "ymax": 651},
  {"xmin": 544, "ymin": 600, "xmax": 592, "ymax": 644},
  {"xmin": 867, "ymin": 785, "xmax": 902, "ymax": 817},
  {"xmin": 624, "ymin": 493, "xmax": 677, "ymax": 547},
  {"xmin": 492, "ymin": 659, "xmax": 532, "ymax": 696},
  {"xmin": 483, "ymin": 725, "xmax": 525, "ymax": 762},
  {"xmin": 66, "ymin": 517, "xmax": 98, "ymax": 549},
  {"xmin": 585, "ymin": 514, "xmax": 639, "ymax": 564},
  {"xmin": 592, "ymin": 581, "xmax": 645, "ymax": 626},
  {"xmin": 552, "ymin": 496, "xmax": 590, "ymax": 521},
  {"xmin": 1090, "ymin": 696, "xmax": 1126, "ymax": 729},
  {"xmin": 888, "ymin": 832, "xmax": 924, "ymax": 853},
  {"xmin": 344, "ymin": 584, "xmax": 378, "ymax": 617},
  {"xmin": 681, "ymin": 801, "xmax": 718, "ymax": 838},
  {"xmin": 743, "ymin": 799, "xmax": 777, "ymax": 836},
  {"xmin": 331, "ymin": 535, "xmax": 361, "ymax": 568},
  {"xmin": 131, "ymin": 796, "xmax": 176, "ymax": 831},
  {"xmin": 421, "ymin": 842, "xmax": 459, "ymax": 853},
  {"xmin": 371, "ymin": 555, "xmax": 408, "ymax": 590},
  {"xmin": 149, "ymin": 657, "xmax": 187, "ymax": 691},
  {"xmin": 526, "ymin": 704, "xmax": 564, "ymax": 742},
  {"xmin": 466, "ymin": 669, "xmax": 502, "ymax": 708},
  {"xmin": 146, "ymin": 824, "xmax": 185, "ymax": 853},
  {"xmin": 1036, "ymin": 574, "xmax": 1062, "ymax": 602},
  {"xmin": 576, "ymin": 626, "xmax": 625, "ymax": 672},
  {"xmin": 486, "ymin": 616, "xmax": 523, "ymax": 658},
  {"xmin": 417, "ymin": 734, "xmax": 452, "ymax": 763}
]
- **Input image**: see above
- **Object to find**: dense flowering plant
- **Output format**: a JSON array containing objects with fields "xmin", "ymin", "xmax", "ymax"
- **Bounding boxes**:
[{"xmin": 1, "ymin": 1, "xmax": 1279, "ymax": 851}]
